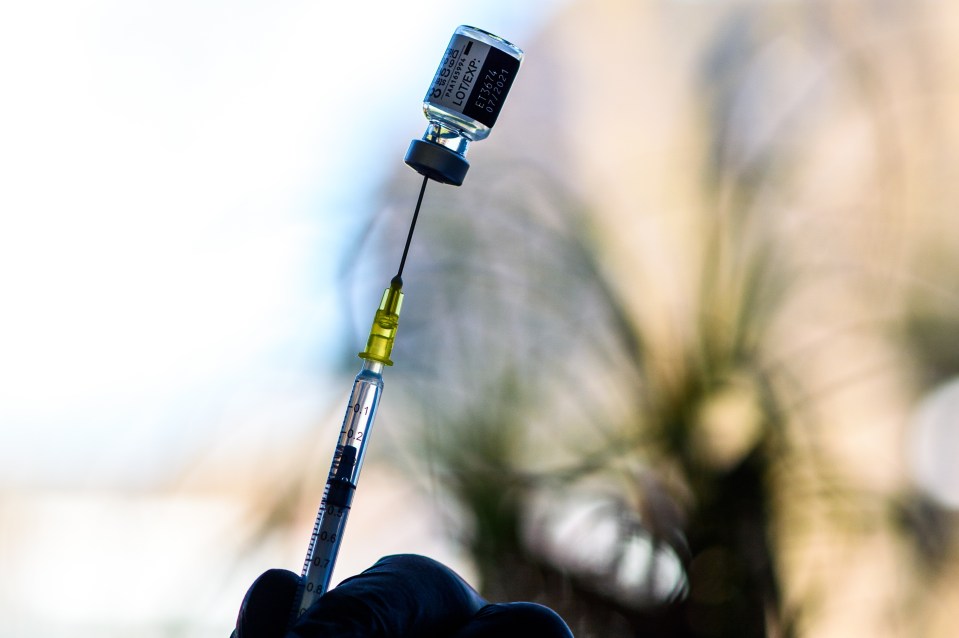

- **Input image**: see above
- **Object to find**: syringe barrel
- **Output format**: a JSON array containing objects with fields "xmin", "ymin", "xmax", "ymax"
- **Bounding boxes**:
[{"xmin": 295, "ymin": 360, "xmax": 384, "ymax": 617}]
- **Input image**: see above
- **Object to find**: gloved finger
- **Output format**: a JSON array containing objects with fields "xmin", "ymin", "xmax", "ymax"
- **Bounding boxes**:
[
  {"xmin": 290, "ymin": 554, "xmax": 487, "ymax": 638},
  {"xmin": 451, "ymin": 602, "xmax": 574, "ymax": 638},
  {"xmin": 232, "ymin": 568, "xmax": 300, "ymax": 638}
]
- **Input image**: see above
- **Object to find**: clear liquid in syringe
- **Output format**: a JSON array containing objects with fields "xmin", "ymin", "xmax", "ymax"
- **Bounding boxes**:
[{"xmin": 296, "ymin": 361, "xmax": 383, "ymax": 615}]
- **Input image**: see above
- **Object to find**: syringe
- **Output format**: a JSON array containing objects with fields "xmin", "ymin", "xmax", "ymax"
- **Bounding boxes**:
[
  {"xmin": 293, "ymin": 279, "xmax": 404, "ymax": 616},
  {"xmin": 292, "ymin": 175, "xmax": 425, "ymax": 618}
]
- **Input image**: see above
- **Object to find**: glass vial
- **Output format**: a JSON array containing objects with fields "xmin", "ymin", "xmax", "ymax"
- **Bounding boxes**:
[{"xmin": 405, "ymin": 25, "xmax": 524, "ymax": 186}]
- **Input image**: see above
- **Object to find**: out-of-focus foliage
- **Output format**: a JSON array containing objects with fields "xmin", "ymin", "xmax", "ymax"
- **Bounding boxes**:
[{"xmin": 355, "ymin": 1, "xmax": 959, "ymax": 637}]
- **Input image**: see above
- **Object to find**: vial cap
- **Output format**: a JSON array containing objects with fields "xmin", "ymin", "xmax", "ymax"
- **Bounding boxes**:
[{"xmin": 405, "ymin": 139, "xmax": 470, "ymax": 186}]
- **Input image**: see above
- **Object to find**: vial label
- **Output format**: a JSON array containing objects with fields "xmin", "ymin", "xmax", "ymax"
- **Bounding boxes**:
[{"xmin": 426, "ymin": 34, "xmax": 520, "ymax": 129}]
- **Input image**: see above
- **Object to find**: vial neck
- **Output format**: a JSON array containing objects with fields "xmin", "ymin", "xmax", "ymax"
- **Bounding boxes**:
[{"xmin": 424, "ymin": 122, "xmax": 470, "ymax": 157}]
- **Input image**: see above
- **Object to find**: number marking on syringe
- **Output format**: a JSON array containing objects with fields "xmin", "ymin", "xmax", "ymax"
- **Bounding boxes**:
[{"xmin": 339, "ymin": 394, "xmax": 376, "ymax": 448}]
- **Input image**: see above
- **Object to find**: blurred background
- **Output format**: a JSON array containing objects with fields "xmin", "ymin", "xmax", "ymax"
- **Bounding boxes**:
[{"xmin": 2, "ymin": 1, "xmax": 959, "ymax": 636}]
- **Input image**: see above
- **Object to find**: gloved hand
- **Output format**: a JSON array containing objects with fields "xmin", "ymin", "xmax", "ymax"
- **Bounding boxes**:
[{"xmin": 231, "ymin": 554, "xmax": 573, "ymax": 638}]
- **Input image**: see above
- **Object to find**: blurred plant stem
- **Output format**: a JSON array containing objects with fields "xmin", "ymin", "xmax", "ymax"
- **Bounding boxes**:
[{"xmin": 342, "ymin": 2, "xmax": 959, "ymax": 636}]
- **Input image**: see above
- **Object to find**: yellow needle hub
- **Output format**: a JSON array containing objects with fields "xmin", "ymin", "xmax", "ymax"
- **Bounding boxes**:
[{"xmin": 358, "ymin": 280, "xmax": 404, "ymax": 366}]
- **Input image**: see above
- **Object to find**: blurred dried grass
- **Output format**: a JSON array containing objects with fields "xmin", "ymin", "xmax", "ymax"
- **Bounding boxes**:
[
  {"xmin": 228, "ymin": 1, "xmax": 959, "ymax": 637},
  {"xmin": 349, "ymin": 1, "xmax": 959, "ymax": 637}
]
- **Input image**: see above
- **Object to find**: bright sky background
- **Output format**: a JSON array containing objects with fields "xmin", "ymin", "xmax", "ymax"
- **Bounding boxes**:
[
  {"xmin": 0, "ymin": 1, "xmax": 567, "ymax": 490},
  {"xmin": 0, "ymin": 4, "xmax": 568, "ymax": 634}
]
